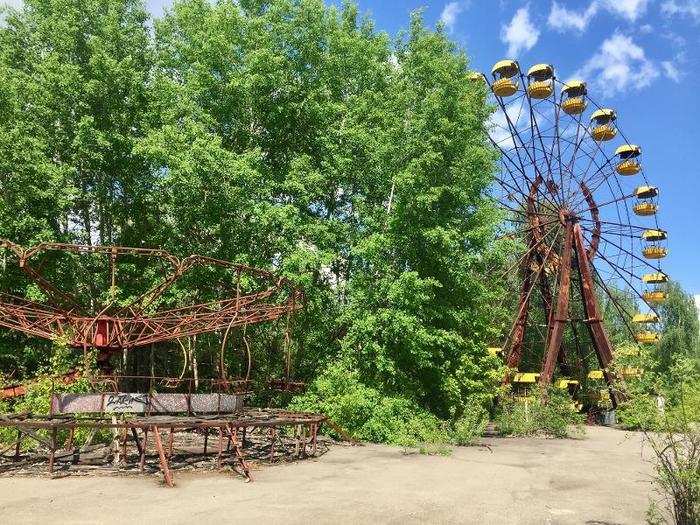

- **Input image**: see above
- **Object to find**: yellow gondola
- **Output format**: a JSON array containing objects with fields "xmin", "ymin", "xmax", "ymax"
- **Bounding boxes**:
[
  {"xmin": 513, "ymin": 372, "xmax": 539, "ymax": 383},
  {"xmin": 621, "ymin": 367, "xmax": 643, "ymax": 379},
  {"xmin": 643, "ymin": 272, "xmax": 668, "ymax": 284},
  {"xmin": 616, "ymin": 346, "xmax": 640, "ymax": 356},
  {"xmin": 615, "ymin": 144, "xmax": 641, "ymax": 175},
  {"xmin": 469, "ymin": 72, "xmax": 484, "ymax": 82},
  {"xmin": 643, "ymin": 246, "xmax": 667, "ymax": 259},
  {"xmin": 527, "ymin": 64, "xmax": 554, "ymax": 99},
  {"xmin": 561, "ymin": 80, "xmax": 587, "ymax": 115},
  {"xmin": 634, "ymin": 202, "xmax": 657, "ymax": 216},
  {"xmin": 635, "ymin": 185, "xmax": 658, "ymax": 199},
  {"xmin": 632, "ymin": 313, "xmax": 659, "ymax": 324},
  {"xmin": 588, "ymin": 370, "xmax": 604, "ymax": 380},
  {"xmin": 636, "ymin": 331, "xmax": 660, "ymax": 344},
  {"xmin": 642, "ymin": 229, "xmax": 667, "ymax": 242},
  {"xmin": 590, "ymin": 108, "xmax": 617, "ymax": 141},
  {"xmin": 643, "ymin": 290, "xmax": 668, "ymax": 304},
  {"xmin": 555, "ymin": 379, "xmax": 579, "ymax": 389},
  {"xmin": 491, "ymin": 60, "xmax": 519, "ymax": 97},
  {"xmin": 487, "ymin": 347, "xmax": 502, "ymax": 356}
]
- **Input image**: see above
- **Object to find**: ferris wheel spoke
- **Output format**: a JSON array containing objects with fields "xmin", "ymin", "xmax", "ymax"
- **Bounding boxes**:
[
  {"xmin": 589, "ymin": 247, "xmax": 660, "ymax": 319},
  {"xmin": 551, "ymin": 92, "xmax": 568, "ymax": 207},
  {"xmin": 491, "ymin": 91, "xmax": 566, "ymax": 211},
  {"xmin": 575, "ymin": 191, "xmax": 635, "ymax": 217},
  {"xmin": 577, "ymin": 218, "xmax": 649, "ymax": 232},
  {"xmin": 580, "ymin": 163, "xmax": 639, "ymax": 275},
  {"xmin": 499, "ymin": 220, "xmax": 562, "ymax": 279},
  {"xmin": 563, "ymin": 141, "xmax": 614, "ymax": 208},
  {"xmin": 520, "ymin": 75, "xmax": 561, "ymax": 208},
  {"xmin": 501, "ymin": 224, "xmax": 563, "ymax": 351},
  {"xmin": 581, "ymin": 226, "xmax": 663, "ymax": 277},
  {"xmin": 491, "ymin": 153, "xmax": 561, "ymax": 216},
  {"xmin": 495, "ymin": 189, "xmax": 559, "ymax": 220}
]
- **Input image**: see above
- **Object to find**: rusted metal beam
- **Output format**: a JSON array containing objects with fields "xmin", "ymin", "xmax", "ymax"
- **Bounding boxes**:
[
  {"xmin": 152, "ymin": 426, "xmax": 174, "ymax": 487},
  {"xmin": 540, "ymin": 221, "xmax": 573, "ymax": 386},
  {"xmin": 572, "ymin": 223, "xmax": 620, "ymax": 407},
  {"xmin": 506, "ymin": 254, "xmax": 532, "ymax": 374}
]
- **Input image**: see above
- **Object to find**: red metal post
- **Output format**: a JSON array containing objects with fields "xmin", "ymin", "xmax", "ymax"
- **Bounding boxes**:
[
  {"xmin": 572, "ymin": 223, "xmax": 619, "ymax": 407},
  {"xmin": 540, "ymin": 222, "xmax": 573, "ymax": 386},
  {"xmin": 505, "ymin": 254, "xmax": 533, "ymax": 374},
  {"xmin": 153, "ymin": 426, "xmax": 174, "ymax": 487}
]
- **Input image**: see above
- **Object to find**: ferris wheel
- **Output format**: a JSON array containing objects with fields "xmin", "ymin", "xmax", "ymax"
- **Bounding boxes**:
[{"xmin": 478, "ymin": 60, "xmax": 668, "ymax": 405}]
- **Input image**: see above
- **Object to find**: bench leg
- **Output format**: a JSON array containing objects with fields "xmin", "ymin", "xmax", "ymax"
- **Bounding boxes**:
[
  {"xmin": 139, "ymin": 428, "xmax": 148, "ymax": 472},
  {"xmin": 228, "ymin": 424, "xmax": 252, "ymax": 482},
  {"xmin": 153, "ymin": 426, "xmax": 174, "ymax": 487},
  {"xmin": 217, "ymin": 426, "xmax": 223, "ymax": 469},
  {"xmin": 121, "ymin": 427, "xmax": 128, "ymax": 462},
  {"xmin": 14, "ymin": 429, "xmax": 22, "ymax": 460},
  {"xmin": 64, "ymin": 427, "xmax": 75, "ymax": 451},
  {"xmin": 269, "ymin": 427, "xmax": 276, "ymax": 462},
  {"xmin": 48, "ymin": 427, "xmax": 57, "ymax": 474},
  {"xmin": 131, "ymin": 427, "xmax": 143, "ymax": 456}
]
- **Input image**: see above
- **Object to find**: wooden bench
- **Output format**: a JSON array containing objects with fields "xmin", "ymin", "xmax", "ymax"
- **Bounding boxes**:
[{"xmin": 47, "ymin": 392, "xmax": 248, "ymax": 486}]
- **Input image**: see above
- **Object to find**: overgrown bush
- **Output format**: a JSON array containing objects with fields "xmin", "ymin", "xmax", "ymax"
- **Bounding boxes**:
[
  {"xmin": 618, "ymin": 393, "xmax": 662, "ymax": 431},
  {"xmin": 645, "ymin": 418, "xmax": 700, "ymax": 524},
  {"xmin": 289, "ymin": 362, "xmax": 494, "ymax": 453},
  {"xmin": 617, "ymin": 356, "xmax": 700, "ymax": 432},
  {"xmin": 496, "ymin": 387, "xmax": 584, "ymax": 438},
  {"xmin": 0, "ymin": 342, "xmax": 110, "ymax": 450},
  {"xmin": 289, "ymin": 362, "xmax": 452, "ymax": 453},
  {"xmin": 452, "ymin": 405, "xmax": 489, "ymax": 446}
]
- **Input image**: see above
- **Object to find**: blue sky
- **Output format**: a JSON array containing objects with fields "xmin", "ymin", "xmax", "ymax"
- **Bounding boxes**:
[{"xmin": 4, "ymin": 0, "xmax": 700, "ymax": 305}]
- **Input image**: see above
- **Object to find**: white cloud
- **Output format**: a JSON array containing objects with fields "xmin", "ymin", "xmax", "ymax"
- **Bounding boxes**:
[
  {"xmin": 548, "ymin": 1, "xmax": 599, "ymax": 32},
  {"xmin": 440, "ymin": 2, "xmax": 466, "ymax": 32},
  {"xmin": 661, "ymin": 60, "xmax": 682, "ymax": 82},
  {"xmin": 574, "ymin": 32, "xmax": 659, "ymax": 97},
  {"xmin": 661, "ymin": 0, "xmax": 700, "ymax": 21},
  {"xmin": 547, "ymin": 0, "xmax": 649, "ymax": 33},
  {"xmin": 501, "ymin": 7, "xmax": 540, "ymax": 57},
  {"xmin": 603, "ymin": 0, "xmax": 649, "ymax": 21}
]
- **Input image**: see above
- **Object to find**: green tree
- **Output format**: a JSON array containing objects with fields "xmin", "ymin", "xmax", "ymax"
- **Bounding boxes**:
[
  {"xmin": 142, "ymin": 1, "xmax": 507, "ymax": 419},
  {"xmin": 0, "ymin": 0, "xmax": 152, "ymax": 247},
  {"xmin": 657, "ymin": 281, "xmax": 700, "ymax": 374}
]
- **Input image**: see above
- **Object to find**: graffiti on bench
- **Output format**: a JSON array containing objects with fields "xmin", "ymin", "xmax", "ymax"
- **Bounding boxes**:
[{"xmin": 51, "ymin": 393, "xmax": 244, "ymax": 414}]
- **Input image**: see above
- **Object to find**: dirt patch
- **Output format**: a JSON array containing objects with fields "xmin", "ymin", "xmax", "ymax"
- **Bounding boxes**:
[{"xmin": 0, "ymin": 426, "xmax": 653, "ymax": 524}]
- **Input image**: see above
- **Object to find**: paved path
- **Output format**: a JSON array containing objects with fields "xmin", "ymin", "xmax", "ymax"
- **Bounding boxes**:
[{"xmin": 0, "ymin": 426, "xmax": 654, "ymax": 524}]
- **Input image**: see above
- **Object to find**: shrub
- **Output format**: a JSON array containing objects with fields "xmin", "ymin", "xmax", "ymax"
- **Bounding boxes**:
[
  {"xmin": 496, "ymin": 387, "xmax": 584, "ymax": 438},
  {"xmin": 452, "ymin": 404, "xmax": 488, "ymax": 445},
  {"xmin": 618, "ymin": 393, "xmax": 663, "ymax": 431},
  {"xmin": 289, "ymin": 362, "xmax": 453, "ymax": 453},
  {"xmin": 645, "ymin": 419, "xmax": 700, "ymax": 524}
]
